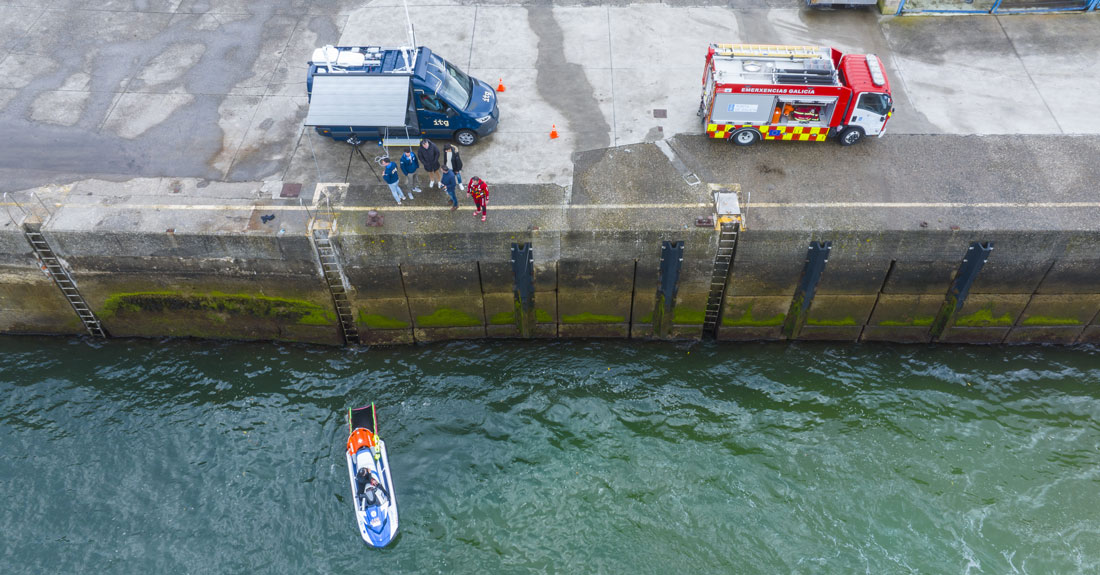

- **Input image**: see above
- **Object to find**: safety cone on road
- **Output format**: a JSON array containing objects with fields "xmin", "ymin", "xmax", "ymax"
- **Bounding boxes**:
[
  {"xmin": 550, "ymin": 124, "xmax": 559, "ymax": 139},
  {"xmin": 496, "ymin": 78, "xmax": 506, "ymax": 92}
]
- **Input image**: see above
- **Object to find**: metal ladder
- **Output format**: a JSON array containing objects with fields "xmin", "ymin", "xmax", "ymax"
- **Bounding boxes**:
[
  {"xmin": 711, "ymin": 44, "xmax": 826, "ymax": 60},
  {"xmin": 702, "ymin": 222, "xmax": 740, "ymax": 338},
  {"xmin": 24, "ymin": 229, "xmax": 107, "ymax": 338},
  {"xmin": 312, "ymin": 229, "xmax": 359, "ymax": 345}
]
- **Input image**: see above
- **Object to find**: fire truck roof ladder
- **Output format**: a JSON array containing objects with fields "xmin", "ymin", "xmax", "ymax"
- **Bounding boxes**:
[{"xmin": 711, "ymin": 44, "xmax": 827, "ymax": 60}]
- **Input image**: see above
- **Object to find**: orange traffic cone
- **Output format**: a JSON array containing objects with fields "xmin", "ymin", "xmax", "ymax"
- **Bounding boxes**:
[
  {"xmin": 496, "ymin": 78, "xmax": 506, "ymax": 92},
  {"xmin": 549, "ymin": 124, "xmax": 559, "ymax": 139}
]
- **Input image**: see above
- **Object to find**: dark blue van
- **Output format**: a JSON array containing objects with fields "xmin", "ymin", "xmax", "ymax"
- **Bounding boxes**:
[{"xmin": 304, "ymin": 45, "xmax": 499, "ymax": 146}]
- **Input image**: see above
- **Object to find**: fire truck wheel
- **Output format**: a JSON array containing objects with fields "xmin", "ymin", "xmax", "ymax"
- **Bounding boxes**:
[
  {"xmin": 730, "ymin": 129, "xmax": 759, "ymax": 146},
  {"xmin": 454, "ymin": 129, "xmax": 478, "ymax": 146},
  {"xmin": 839, "ymin": 127, "xmax": 864, "ymax": 146}
]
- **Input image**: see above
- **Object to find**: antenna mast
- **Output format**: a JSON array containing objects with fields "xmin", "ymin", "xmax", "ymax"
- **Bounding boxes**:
[
  {"xmin": 404, "ymin": 0, "xmax": 416, "ymax": 48},
  {"xmin": 397, "ymin": 0, "xmax": 418, "ymax": 73}
]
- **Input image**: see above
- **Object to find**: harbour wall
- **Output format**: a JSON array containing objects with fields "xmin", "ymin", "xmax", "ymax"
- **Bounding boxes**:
[{"xmin": 2, "ymin": 139, "xmax": 1099, "ymax": 346}]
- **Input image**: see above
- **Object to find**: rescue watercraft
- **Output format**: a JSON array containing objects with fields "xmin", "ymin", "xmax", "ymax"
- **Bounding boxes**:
[{"xmin": 346, "ymin": 403, "xmax": 398, "ymax": 547}]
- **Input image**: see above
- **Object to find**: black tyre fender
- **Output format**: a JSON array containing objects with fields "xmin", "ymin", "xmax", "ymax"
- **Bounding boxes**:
[
  {"xmin": 454, "ymin": 129, "xmax": 477, "ymax": 146},
  {"xmin": 730, "ymin": 128, "xmax": 760, "ymax": 146},
  {"xmin": 838, "ymin": 127, "xmax": 864, "ymax": 146}
]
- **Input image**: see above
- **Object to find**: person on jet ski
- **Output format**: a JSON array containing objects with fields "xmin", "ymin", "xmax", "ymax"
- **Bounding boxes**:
[
  {"xmin": 356, "ymin": 467, "xmax": 371, "ymax": 494},
  {"xmin": 356, "ymin": 468, "xmax": 389, "ymax": 507}
]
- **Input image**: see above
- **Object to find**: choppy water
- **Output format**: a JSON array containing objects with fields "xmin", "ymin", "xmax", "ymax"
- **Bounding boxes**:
[{"xmin": 2, "ymin": 336, "xmax": 1099, "ymax": 574}]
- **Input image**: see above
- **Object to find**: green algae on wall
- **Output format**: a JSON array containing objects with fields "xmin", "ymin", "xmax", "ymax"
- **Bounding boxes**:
[
  {"xmin": 782, "ymin": 295, "xmax": 806, "ymax": 339},
  {"xmin": 416, "ymin": 308, "xmax": 482, "ymax": 327},
  {"xmin": 490, "ymin": 308, "xmax": 551, "ymax": 326},
  {"xmin": 955, "ymin": 305, "xmax": 1014, "ymax": 327},
  {"xmin": 723, "ymin": 304, "xmax": 785, "ymax": 327},
  {"xmin": 880, "ymin": 316, "xmax": 935, "ymax": 327},
  {"xmin": 561, "ymin": 312, "xmax": 625, "ymax": 324},
  {"xmin": 358, "ymin": 312, "xmax": 409, "ymax": 329},
  {"xmin": 652, "ymin": 294, "xmax": 670, "ymax": 335},
  {"xmin": 672, "ymin": 308, "xmax": 705, "ymax": 325},
  {"xmin": 1021, "ymin": 316, "xmax": 1082, "ymax": 326},
  {"xmin": 806, "ymin": 316, "xmax": 857, "ymax": 327},
  {"xmin": 101, "ymin": 291, "xmax": 336, "ymax": 325},
  {"xmin": 490, "ymin": 311, "xmax": 514, "ymax": 325},
  {"xmin": 930, "ymin": 295, "xmax": 958, "ymax": 339}
]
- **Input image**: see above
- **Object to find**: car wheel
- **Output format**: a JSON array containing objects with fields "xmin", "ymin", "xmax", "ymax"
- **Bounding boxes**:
[
  {"xmin": 731, "ymin": 129, "xmax": 759, "ymax": 146},
  {"xmin": 839, "ymin": 127, "xmax": 864, "ymax": 146},
  {"xmin": 454, "ymin": 129, "xmax": 477, "ymax": 146}
]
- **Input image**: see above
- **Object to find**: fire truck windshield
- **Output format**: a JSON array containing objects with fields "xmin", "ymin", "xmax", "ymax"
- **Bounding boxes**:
[
  {"xmin": 429, "ymin": 55, "xmax": 473, "ymax": 109},
  {"xmin": 857, "ymin": 93, "xmax": 892, "ymax": 116}
]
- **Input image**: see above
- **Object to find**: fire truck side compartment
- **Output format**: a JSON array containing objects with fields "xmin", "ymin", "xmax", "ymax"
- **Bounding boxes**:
[{"xmin": 710, "ymin": 94, "xmax": 775, "ymax": 124}]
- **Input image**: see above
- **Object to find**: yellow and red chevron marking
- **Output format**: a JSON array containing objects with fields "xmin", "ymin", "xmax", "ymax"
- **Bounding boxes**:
[
  {"xmin": 763, "ymin": 125, "xmax": 828, "ymax": 142},
  {"xmin": 706, "ymin": 123, "xmax": 733, "ymax": 139},
  {"xmin": 706, "ymin": 124, "xmax": 828, "ymax": 142}
]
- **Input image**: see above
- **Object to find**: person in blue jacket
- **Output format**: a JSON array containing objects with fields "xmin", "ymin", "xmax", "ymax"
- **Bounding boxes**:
[
  {"xmin": 381, "ymin": 157, "xmax": 406, "ymax": 205},
  {"xmin": 399, "ymin": 149, "xmax": 421, "ymax": 195},
  {"xmin": 441, "ymin": 165, "xmax": 459, "ymax": 211}
]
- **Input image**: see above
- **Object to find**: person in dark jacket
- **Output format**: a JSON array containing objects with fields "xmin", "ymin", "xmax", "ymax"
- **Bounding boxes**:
[
  {"xmin": 441, "ymin": 166, "xmax": 459, "ymax": 211},
  {"xmin": 416, "ymin": 139, "xmax": 442, "ymax": 189},
  {"xmin": 356, "ymin": 468, "xmax": 389, "ymax": 508},
  {"xmin": 443, "ymin": 144, "xmax": 464, "ymax": 191},
  {"xmin": 381, "ymin": 157, "xmax": 406, "ymax": 205},
  {"xmin": 399, "ymin": 150, "xmax": 421, "ymax": 195}
]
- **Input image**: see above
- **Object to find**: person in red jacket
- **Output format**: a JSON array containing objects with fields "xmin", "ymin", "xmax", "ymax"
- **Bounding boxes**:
[{"xmin": 467, "ymin": 177, "xmax": 489, "ymax": 222}]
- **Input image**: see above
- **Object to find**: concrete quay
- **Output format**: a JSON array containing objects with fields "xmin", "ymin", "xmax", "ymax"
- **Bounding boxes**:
[
  {"xmin": 3, "ymin": 133, "xmax": 1099, "ymax": 346},
  {"xmin": 1, "ymin": 3, "xmax": 1098, "ymax": 193},
  {"xmin": 2, "ymin": 2, "xmax": 1099, "ymax": 346}
]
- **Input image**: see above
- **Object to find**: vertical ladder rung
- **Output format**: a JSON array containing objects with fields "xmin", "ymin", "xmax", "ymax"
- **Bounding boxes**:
[
  {"xmin": 25, "ymin": 229, "xmax": 108, "ymax": 339},
  {"xmin": 314, "ymin": 230, "xmax": 359, "ymax": 346}
]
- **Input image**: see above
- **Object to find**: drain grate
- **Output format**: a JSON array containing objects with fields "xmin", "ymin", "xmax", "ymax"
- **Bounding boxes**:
[{"xmin": 280, "ymin": 183, "xmax": 302, "ymax": 198}]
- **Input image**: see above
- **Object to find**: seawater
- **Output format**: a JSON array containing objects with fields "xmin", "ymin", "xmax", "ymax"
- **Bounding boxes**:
[{"xmin": 2, "ymin": 336, "xmax": 1098, "ymax": 574}]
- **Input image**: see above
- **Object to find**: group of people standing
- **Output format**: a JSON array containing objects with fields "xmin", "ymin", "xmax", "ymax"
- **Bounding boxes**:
[{"xmin": 380, "ymin": 139, "xmax": 491, "ymax": 222}]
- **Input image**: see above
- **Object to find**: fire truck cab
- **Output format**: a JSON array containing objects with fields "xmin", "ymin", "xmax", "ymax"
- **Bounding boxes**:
[{"xmin": 699, "ymin": 44, "xmax": 893, "ymax": 146}]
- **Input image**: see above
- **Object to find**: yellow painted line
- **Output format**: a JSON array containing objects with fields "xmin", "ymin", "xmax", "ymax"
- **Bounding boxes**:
[
  {"xmin": 7, "ymin": 201, "xmax": 1100, "ymax": 211},
  {"xmin": 749, "ymin": 202, "xmax": 1100, "ymax": 209},
  {"xmin": 23, "ymin": 202, "xmax": 712, "ymax": 211}
]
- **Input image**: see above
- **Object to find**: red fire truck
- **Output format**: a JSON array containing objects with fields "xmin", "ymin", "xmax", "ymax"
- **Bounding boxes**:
[{"xmin": 699, "ymin": 44, "xmax": 893, "ymax": 146}]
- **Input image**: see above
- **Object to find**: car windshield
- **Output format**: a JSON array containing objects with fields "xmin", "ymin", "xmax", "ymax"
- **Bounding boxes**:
[{"xmin": 428, "ymin": 55, "xmax": 472, "ymax": 109}]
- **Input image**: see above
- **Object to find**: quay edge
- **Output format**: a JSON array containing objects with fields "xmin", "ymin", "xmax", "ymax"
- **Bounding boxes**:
[{"xmin": 3, "ymin": 135, "xmax": 1100, "ymax": 346}]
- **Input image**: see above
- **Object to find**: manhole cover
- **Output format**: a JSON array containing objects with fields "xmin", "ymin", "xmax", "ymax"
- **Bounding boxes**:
[
  {"xmin": 280, "ymin": 183, "xmax": 302, "ymax": 198},
  {"xmin": 653, "ymin": 109, "xmax": 667, "ymax": 118}
]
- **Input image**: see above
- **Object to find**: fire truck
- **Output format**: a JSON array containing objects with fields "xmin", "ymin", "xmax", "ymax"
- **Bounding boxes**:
[{"xmin": 699, "ymin": 44, "xmax": 893, "ymax": 146}]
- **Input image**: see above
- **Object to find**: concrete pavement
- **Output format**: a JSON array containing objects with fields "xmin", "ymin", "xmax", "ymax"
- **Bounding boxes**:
[{"xmin": 0, "ymin": 2, "xmax": 1097, "ymax": 194}]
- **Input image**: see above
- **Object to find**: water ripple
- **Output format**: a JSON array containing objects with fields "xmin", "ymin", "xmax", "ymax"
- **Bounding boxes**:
[{"xmin": 2, "ymin": 337, "xmax": 1099, "ymax": 573}]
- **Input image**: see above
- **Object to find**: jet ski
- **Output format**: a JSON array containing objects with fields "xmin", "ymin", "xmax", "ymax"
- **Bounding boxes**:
[{"xmin": 346, "ymin": 403, "xmax": 398, "ymax": 547}]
